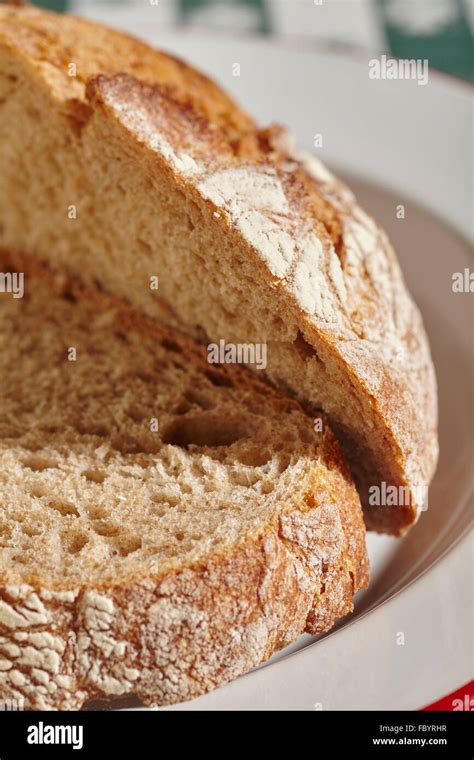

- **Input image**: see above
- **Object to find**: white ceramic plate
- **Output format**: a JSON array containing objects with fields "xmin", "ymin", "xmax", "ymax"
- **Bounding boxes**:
[{"xmin": 80, "ymin": 24, "xmax": 473, "ymax": 710}]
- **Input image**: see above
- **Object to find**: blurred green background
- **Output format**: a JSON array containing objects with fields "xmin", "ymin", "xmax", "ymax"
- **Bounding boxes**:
[{"xmin": 29, "ymin": 0, "xmax": 473, "ymax": 81}]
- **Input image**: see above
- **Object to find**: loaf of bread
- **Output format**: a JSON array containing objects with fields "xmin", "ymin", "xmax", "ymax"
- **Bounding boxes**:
[
  {"xmin": 0, "ymin": 5, "xmax": 438, "ymax": 534},
  {"xmin": 0, "ymin": 250, "xmax": 368, "ymax": 710}
]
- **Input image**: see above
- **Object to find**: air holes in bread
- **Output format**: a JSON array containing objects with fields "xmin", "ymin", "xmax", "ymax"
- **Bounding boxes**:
[
  {"xmin": 152, "ymin": 492, "xmax": 179, "ymax": 507},
  {"xmin": 161, "ymin": 414, "xmax": 247, "ymax": 449},
  {"xmin": 62, "ymin": 289, "xmax": 77, "ymax": 304},
  {"xmin": 204, "ymin": 368, "xmax": 234, "ymax": 388},
  {"xmin": 237, "ymin": 447, "xmax": 271, "ymax": 467},
  {"xmin": 48, "ymin": 500, "xmax": 79, "ymax": 517},
  {"xmin": 276, "ymin": 454, "xmax": 291, "ymax": 473},
  {"xmin": 83, "ymin": 469, "xmax": 106, "ymax": 483},
  {"xmin": 230, "ymin": 470, "xmax": 260, "ymax": 488},
  {"xmin": 293, "ymin": 330, "xmax": 318, "ymax": 361},
  {"xmin": 63, "ymin": 531, "xmax": 88, "ymax": 555},
  {"xmin": 11, "ymin": 555, "xmax": 28, "ymax": 565},
  {"xmin": 117, "ymin": 535, "xmax": 142, "ymax": 556},
  {"xmin": 161, "ymin": 338, "xmax": 182, "ymax": 353},
  {"xmin": 93, "ymin": 522, "xmax": 119, "ymax": 537},
  {"xmin": 86, "ymin": 506, "xmax": 108, "ymax": 520},
  {"xmin": 65, "ymin": 99, "xmax": 92, "ymax": 137},
  {"xmin": 23, "ymin": 525, "xmax": 43, "ymax": 537},
  {"xmin": 172, "ymin": 399, "xmax": 192, "ymax": 415},
  {"xmin": 30, "ymin": 483, "xmax": 48, "ymax": 498},
  {"xmin": 23, "ymin": 456, "xmax": 56, "ymax": 472}
]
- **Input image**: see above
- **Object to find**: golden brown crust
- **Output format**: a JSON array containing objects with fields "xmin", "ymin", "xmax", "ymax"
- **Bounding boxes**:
[
  {"xmin": 0, "ymin": 3, "xmax": 254, "ymax": 140},
  {"xmin": 0, "ymin": 511, "xmax": 367, "ymax": 710}
]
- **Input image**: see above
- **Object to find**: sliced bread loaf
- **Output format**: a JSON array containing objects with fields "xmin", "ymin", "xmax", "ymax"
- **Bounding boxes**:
[
  {"xmin": 0, "ymin": 5, "xmax": 438, "ymax": 534},
  {"xmin": 0, "ymin": 250, "xmax": 368, "ymax": 710}
]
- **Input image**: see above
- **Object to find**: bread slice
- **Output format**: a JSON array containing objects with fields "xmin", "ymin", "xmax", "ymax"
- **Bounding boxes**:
[
  {"xmin": 0, "ymin": 250, "xmax": 368, "ymax": 710},
  {"xmin": 0, "ymin": 5, "xmax": 438, "ymax": 534}
]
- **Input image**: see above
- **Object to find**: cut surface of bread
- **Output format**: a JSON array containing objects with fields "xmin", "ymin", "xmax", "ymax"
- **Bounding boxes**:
[
  {"xmin": 0, "ymin": 5, "xmax": 438, "ymax": 534},
  {"xmin": 0, "ymin": 251, "xmax": 368, "ymax": 710}
]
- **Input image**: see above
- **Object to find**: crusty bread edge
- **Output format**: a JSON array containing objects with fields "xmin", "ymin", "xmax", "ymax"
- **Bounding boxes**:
[
  {"xmin": 0, "ymin": 499, "xmax": 368, "ymax": 710},
  {"xmin": 0, "ymin": 250, "xmax": 369, "ymax": 710},
  {"xmin": 85, "ymin": 73, "xmax": 438, "ymax": 532}
]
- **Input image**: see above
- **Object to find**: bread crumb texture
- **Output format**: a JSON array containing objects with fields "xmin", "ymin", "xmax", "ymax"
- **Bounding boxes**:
[
  {"xmin": 0, "ymin": 255, "xmax": 368, "ymax": 709},
  {"xmin": 0, "ymin": 5, "xmax": 438, "ymax": 535}
]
